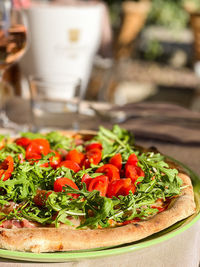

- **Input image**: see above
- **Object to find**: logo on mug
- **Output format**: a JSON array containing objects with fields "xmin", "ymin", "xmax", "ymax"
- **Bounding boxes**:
[{"xmin": 68, "ymin": 29, "xmax": 80, "ymax": 43}]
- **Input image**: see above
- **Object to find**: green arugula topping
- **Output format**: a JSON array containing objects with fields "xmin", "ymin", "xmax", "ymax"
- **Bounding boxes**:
[{"xmin": 0, "ymin": 126, "xmax": 183, "ymax": 229}]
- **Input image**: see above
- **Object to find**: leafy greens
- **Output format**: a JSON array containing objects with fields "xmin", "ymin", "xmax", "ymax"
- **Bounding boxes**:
[{"xmin": 0, "ymin": 126, "xmax": 183, "ymax": 229}]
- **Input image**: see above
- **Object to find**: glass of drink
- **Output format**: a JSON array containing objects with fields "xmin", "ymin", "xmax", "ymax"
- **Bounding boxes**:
[
  {"xmin": 0, "ymin": 0, "xmax": 28, "ymax": 129},
  {"xmin": 29, "ymin": 74, "xmax": 81, "ymax": 131}
]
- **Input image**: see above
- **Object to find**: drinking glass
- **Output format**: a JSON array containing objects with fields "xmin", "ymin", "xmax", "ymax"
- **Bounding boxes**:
[
  {"xmin": 0, "ymin": 0, "xmax": 28, "ymax": 129},
  {"xmin": 29, "ymin": 74, "xmax": 81, "ymax": 131}
]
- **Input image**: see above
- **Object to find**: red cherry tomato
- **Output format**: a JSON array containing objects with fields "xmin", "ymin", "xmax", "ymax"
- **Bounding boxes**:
[
  {"xmin": 66, "ymin": 149, "xmax": 84, "ymax": 166},
  {"xmin": 126, "ymin": 153, "xmax": 138, "ymax": 166},
  {"xmin": 0, "ymin": 156, "xmax": 14, "ymax": 181},
  {"xmin": 96, "ymin": 164, "xmax": 120, "ymax": 182},
  {"xmin": 15, "ymin": 137, "xmax": 31, "ymax": 148},
  {"xmin": 26, "ymin": 139, "xmax": 50, "ymax": 159},
  {"xmin": 33, "ymin": 189, "xmax": 52, "ymax": 206},
  {"xmin": 88, "ymin": 175, "xmax": 108, "ymax": 197},
  {"xmin": 54, "ymin": 177, "xmax": 79, "ymax": 198},
  {"xmin": 83, "ymin": 148, "xmax": 102, "ymax": 168},
  {"xmin": 125, "ymin": 165, "xmax": 145, "ymax": 183},
  {"xmin": 58, "ymin": 160, "xmax": 81, "ymax": 173},
  {"xmin": 81, "ymin": 173, "xmax": 93, "ymax": 187},
  {"xmin": 122, "ymin": 218, "xmax": 141, "ymax": 225},
  {"xmin": 50, "ymin": 151, "xmax": 62, "ymax": 169},
  {"xmin": 107, "ymin": 178, "xmax": 135, "ymax": 198},
  {"xmin": 85, "ymin": 143, "xmax": 102, "ymax": 151},
  {"xmin": 109, "ymin": 153, "xmax": 122, "ymax": 170}
]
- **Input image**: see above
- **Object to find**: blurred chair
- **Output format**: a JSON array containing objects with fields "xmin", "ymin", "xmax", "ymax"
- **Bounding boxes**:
[
  {"xmin": 114, "ymin": 0, "xmax": 151, "ymax": 60},
  {"xmin": 190, "ymin": 13, "xmax": 200, "ymax": 62},
  {"xmin": 186, "ymin": 7, "xmax": 200, "ymax": 111}
]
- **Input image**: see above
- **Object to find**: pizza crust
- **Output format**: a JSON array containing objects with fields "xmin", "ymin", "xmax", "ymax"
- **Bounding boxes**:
[{"xmin": 0, "ymin": 173, "xmax": 196, "ymax": 253}]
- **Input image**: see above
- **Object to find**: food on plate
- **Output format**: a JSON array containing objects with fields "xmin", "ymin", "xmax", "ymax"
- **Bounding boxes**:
[{"xmin": 0, "ymin": 126, "xmax": 196, "ymax": 252}]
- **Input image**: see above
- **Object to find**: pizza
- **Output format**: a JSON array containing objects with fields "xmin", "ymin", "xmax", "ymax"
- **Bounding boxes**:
[{"xmin": 0, "ymin": 125, "xmax": 196, "ymax": 253}]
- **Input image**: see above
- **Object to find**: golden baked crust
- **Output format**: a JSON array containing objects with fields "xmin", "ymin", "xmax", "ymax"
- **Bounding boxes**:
[{"xmin": 0, "ymin": 173, "xmax": 195, "ymax": 253}]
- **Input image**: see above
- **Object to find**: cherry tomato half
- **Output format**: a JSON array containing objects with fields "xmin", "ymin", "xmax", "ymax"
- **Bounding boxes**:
[
  {"xmin": 50, "ymin": 151, "xmax": 62, "ymax": 169},
  {"xmin": 54, "ymin": 177, "xmax": 79, "ymax": 198},
  {"xmin": 66, "ymin": 149, "xmax": 84, "ymax": 166},
  {"xmin": 15, "ymin": 137, "xmax": 31, "ymax": 148},
  {"xmin": 85, "ymin": 143, "xmax": 102, "ymax": 151},
  {"xmin": 107, "ymin": 178, "xmax": 136, "ymax": 198},
  {"xmin": 26, "ymin": 139, "xmax": 50, "ymax": 159},
  {"xmin": 83, "ymin": 148, "xmax": 102, "ymax": 168},
  {"xmin": 126, "ymin": 153, "xmax": 138, "ymax": 167},
  {"xmin": 88, "ymin": 175, "xmax": 108, "ymax": 197},
  {"xmin": 81, "ymin": 173, "xmax": 93, "ymax": 187},
  {"xmin": 0, "ymin": 156, "xmax": 14, "ymax": 181},
  {"xmin": 109, "ymin": 153, "xmax": 122, "ymax": 170},
  {"xmin": 96, "ymin": 164, "xmax": 120, "ymax": 182},
  {"xmin": 125, "ymin": 165, "xmax": 145, "ymax": 183},
  {"xmin": 58, "ymin": 160, "xmax": 81, "ymax": 173}
]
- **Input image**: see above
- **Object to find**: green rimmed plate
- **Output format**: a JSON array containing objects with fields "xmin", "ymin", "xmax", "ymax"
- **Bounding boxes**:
[{"xmin": 0, "ymin": 158, "xmax": 199, "ymax": 262}]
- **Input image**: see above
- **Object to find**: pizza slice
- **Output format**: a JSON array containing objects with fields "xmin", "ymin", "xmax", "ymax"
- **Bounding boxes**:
[{"xmin": 0, "ymin": 126, "xmax": 196, "ymax": 252}]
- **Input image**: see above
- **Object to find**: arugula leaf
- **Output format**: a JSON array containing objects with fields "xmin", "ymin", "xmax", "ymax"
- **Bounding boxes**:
[
  {"xmin": 21, "ymin": 132, "xmax": 45, "ymax": 139},
  {"xmin": 0, "ymin": 125, "xmax": 184, "ymax": 229}
]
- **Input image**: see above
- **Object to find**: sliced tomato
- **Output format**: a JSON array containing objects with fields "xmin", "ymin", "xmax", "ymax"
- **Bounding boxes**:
[
  {"xmin": 33, "ymin": 189, "xmax": 52, "ymax": 206},
  {"xmin": 83, "ymin": 148, "xmax": 102, "ymax": 168},
  {"xmin": 50, "ymin": 151, "xmax": 62, "ymax": 169},
  {"xmin": 88, "ymin": 175, "xmax": 108, "ymax": 197},
  {"xmin": 58, "ymin": 160, "xmax": 80, "ymax": 173},
  {"xmin": 125, "ymin": 165, "xmax": 145, "ymax": 183},
  {"xmin": 126, "ymin": 153, "xmax": 138, "ymax": 167},
  {"xmin": 109, "ymin": 153, "xmax": 122, "ymax": 170},
  {"xmin": 0, "ymin": 156, "xmax": 14, "ymax": 181},
  {"xmin": 96, "ymin": 164, "xmax": 120, "ymax": 182},
  {"xmin": 122, "ymin": 218, "xmax": 141, "ymax": 225},
  {"xmin": 81, "ymin": 173, "xmax": 93, "ymax": 187},
  {"xmin": 107, "ymin": 178, "xmax": 135, "ymax": 198},
  {"xmin": 85, "ymin": 143, "xmax": 102, "ymax": 151},
  {"xmin": 66, "ymin": 149, "xmax": 84, "ymax": 166},
  {"xmin": 32, "ymin": 139, "xmax": 50, "ymax": 155},
  {"xmin": 26, "ymin": 138, "xmax": 50, "ymax": 159},
  {"xmin": 15, "ymin": 137, "xmax": 31, "ymax": 148},
  {"xmin": 54, "ymin": 177, "xmax": 79, "ymax": 198}
]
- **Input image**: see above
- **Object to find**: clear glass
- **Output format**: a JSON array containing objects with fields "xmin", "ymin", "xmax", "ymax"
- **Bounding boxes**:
[
  {"xmin": 29, "ymin": 74, "xmax": 81, "ymax": 131},
  {"xmin": 0, "ymin": 0, "xmax": 28, "ymax": 130}
]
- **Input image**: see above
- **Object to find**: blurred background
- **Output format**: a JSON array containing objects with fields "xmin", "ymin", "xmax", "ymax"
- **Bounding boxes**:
[
  {"xmin": 85, "ymin": 0, "xmax": 200, "ymax": 110},
  {"xmin": 3, "ymin": 0, "xmax": 200, "ymax": 129}
]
